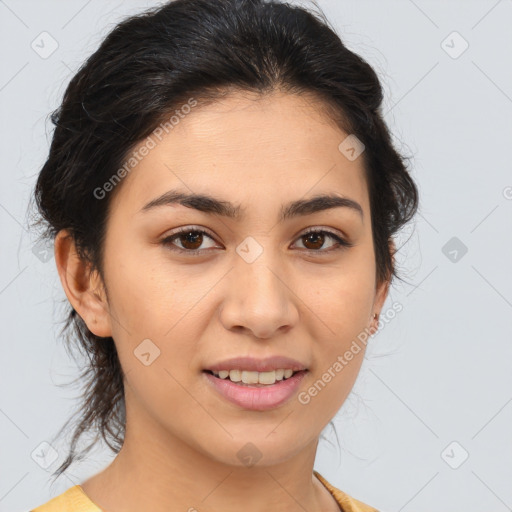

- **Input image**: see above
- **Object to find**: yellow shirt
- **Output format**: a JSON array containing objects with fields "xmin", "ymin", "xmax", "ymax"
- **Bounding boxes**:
[{"xmin": 30, "ymin": 470, "xmax": 377, "ymax": 512}]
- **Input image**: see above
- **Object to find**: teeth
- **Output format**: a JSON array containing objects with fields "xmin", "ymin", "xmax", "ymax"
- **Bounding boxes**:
[
  {"xmin": 242, "ymin": 370, "xmax": 259, "ymax": 384},
  {"xmin": 257, "ymin": 371, "xmax": 276, "ymax": 385},
  {"xmin": 229, "ymin": 369, "xmax": 242, "ymax": 382},
  {"xmin": 210, "ymin": 368, "xmax": 299, "ymax": 385}
]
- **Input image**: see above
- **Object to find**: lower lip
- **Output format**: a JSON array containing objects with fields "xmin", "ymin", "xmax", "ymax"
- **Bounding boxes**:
[{"xmin": 203, "ymin": 370, "xmax": 308, "ymax": 411}]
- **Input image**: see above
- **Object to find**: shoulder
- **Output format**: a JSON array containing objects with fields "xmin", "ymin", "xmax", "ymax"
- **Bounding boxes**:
[
  {"xmin": 30, "ymin": 485, "xmax": 102, "ymax": 512},
  {"xmin": 314, "ymin": 470, "xmax": 379, "ymax": 512}
]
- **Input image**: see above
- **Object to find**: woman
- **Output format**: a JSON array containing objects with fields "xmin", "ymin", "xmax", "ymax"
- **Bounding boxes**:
[{"xmin": 29, "ymin": 0, "xmax": 418, "ymax": 510}]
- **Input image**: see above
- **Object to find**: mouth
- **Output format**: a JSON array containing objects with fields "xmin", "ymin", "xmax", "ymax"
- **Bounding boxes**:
[
  {"xmin": 203, "ymin": 368, "xmax": 307, "ymax": 387},
  {"xmin": 202, "ymin": 369, "xmax": 309, "ymax": 410}
]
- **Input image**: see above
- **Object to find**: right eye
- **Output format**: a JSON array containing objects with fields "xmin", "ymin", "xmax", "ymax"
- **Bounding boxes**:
[{"xmin": 161, "ymin": 227, "xmax": 221, "ymax": 256}]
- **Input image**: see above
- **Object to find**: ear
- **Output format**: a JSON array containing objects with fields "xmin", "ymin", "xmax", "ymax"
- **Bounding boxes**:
[
  {"xmin": 54, "ymin": 229, "xmax": 112, "ymax": 338},
  {"xmin": 369, "ymin": 239, "xmax": 395, "ymax": 335}
]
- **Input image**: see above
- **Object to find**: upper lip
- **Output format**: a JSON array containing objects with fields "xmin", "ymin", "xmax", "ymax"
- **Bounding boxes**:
[{"xmin": 205, "ymin": 356, "xmax": 308, "ymax": 373}]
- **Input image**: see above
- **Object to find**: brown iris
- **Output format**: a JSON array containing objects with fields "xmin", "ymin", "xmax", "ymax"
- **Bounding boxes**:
[
  {"xmin": 301, "ymin": 232, "xmax": 325, "ymax": 250},
  {"xmin": 178, "ymin": 231, "xmax": 204, "ymax": 250},
  {"xmin": 172, "ymin": 229, "xmax": 332, "ymax": 252}
]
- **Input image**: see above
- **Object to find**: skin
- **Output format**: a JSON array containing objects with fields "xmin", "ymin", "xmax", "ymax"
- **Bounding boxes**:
[{"xmin": 55, "ymin": 90, "xmax": 391, "ymax": 512}]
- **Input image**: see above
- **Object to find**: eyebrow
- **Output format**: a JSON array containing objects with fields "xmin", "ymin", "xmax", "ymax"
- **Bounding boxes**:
[{"xmin": 140, "ymin": 189, "xmax": 363, "ymax": 222}]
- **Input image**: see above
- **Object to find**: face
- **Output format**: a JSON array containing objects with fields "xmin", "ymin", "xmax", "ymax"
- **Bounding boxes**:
[{"xmin": 65, "ymin": 90, "xmax": 389, "ymax": 468}]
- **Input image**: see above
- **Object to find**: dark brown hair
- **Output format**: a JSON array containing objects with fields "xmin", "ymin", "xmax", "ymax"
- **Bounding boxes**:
[{"xmin": 30, "ymin": 0, "xmax": 419, "ymax": 481}]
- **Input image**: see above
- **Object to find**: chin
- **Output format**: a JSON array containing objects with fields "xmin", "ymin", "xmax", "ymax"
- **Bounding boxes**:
[{"xmin": 200, "ymin": 432, "xmax": 308, "ymax": 469}]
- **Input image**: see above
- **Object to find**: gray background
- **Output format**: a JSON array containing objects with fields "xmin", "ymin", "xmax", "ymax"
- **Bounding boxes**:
[{"xmin": 1, "ymin": 1, "xmax": 511, "ymax": 511}]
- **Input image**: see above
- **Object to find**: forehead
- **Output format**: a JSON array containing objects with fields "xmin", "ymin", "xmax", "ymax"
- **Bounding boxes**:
[{"xmin": 111, "ymin": 90, "xmax": 369, "ymax": 216}]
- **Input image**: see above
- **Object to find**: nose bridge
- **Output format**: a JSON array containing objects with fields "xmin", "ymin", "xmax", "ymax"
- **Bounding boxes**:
[
  {"xmin": 240, "ymin": 253, "xmax": 281, "ymax": 301},
  {"xmin": 236, "ymin": 239, "xmax": 286, "ymax": 308},
  {"xmin": 220, "ymin": 236, "xmax": 298, "ymax": 338}
]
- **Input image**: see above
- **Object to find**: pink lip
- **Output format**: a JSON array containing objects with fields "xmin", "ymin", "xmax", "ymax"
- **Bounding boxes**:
[
  {"xmin": 203, "ymin": 370, "xmax": 308, "ymax": 411},
  {"xmin": 205, "ymin": 355, "xmax": 308, "ymax": 373}
]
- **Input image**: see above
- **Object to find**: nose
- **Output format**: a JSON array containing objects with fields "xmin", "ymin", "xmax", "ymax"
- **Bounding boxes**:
[{"xmin": 219, "ymin": 250, "xmax": 299, "ymax": 339}]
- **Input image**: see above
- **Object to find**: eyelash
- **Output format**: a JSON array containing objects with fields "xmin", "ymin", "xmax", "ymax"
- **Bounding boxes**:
[{"xmin": 160, "ymin": 226, "xmax": 353, "ymax": 257}]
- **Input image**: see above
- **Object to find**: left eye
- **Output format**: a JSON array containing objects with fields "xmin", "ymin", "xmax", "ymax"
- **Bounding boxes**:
[
  {"xmin": 161, "ymin": 227, "xmax": 352, "ymax": 255},
  {"xmin": 294, "ymin": 229, "xmax": 352, "ymax": 252}
]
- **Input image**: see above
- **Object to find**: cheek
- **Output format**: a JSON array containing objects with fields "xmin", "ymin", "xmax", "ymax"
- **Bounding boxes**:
[
  {"xmin": 103, "ymin": 249, "xmax": 212, "ymax": 381},
  {"xmin": 104, "ymin": 243, "xmax": 201, "ymax": 337},
  {"xmin": 305, "ymin": 265, "xmax": 376, "ymax": 340},
  {"xmin": 301, "ymin": 259, "xmax": 375, "ymax": 402},
  {"xmin": 121, "ymin": 351, "xmax": 212, "ymax": 443}
]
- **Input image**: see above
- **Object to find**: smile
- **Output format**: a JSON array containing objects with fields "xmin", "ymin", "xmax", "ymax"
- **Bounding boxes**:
[{"xmin": 203, "ymin": 369, "xmax": 308, "ymax": 410}]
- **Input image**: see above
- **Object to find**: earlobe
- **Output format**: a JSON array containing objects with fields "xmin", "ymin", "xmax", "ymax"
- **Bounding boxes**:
[
  {"xmin": 370, "ymin": 239, "xmax": 395, "ymax": 335},
  {"xmin": 369, "ymin": 281, "xmax": 388, "ymax": 336},
  {"xmin": 54, "ymin": 229, "xmax": 112, "ymax": 338}
]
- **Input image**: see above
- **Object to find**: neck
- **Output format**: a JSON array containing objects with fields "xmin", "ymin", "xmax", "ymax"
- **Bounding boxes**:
[{"xmin": 80, "ymin": 402, "xmax": 339, "ymax": 512}]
